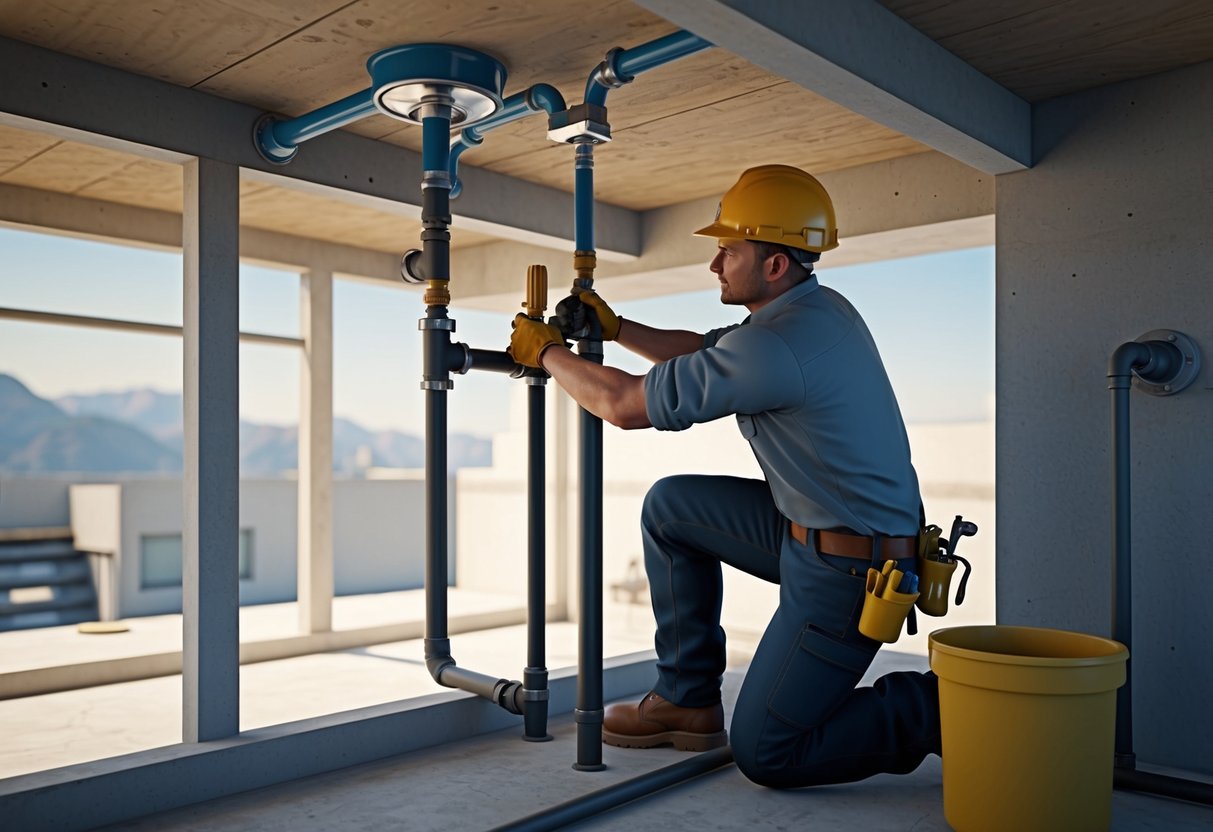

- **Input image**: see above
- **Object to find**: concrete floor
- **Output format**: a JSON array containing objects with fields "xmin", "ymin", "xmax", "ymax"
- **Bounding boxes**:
[
  {"xmin": 73, "ymin": 653, "xmax": 1210, "ymax": 832},
  {"xmin": 4, "ymin": 594, "xmax": 1210, "ymax": 831}
]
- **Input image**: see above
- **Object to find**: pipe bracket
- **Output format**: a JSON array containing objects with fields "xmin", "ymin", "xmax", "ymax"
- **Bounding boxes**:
[{"xmin": 1132, "ymin": 329, "xmax": 1201, "ymax": 396}]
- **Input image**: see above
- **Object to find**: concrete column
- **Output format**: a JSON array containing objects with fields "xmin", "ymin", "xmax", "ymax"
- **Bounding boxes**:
[
  {"xmin": 298, "ymin": 269, "xmax": 334, "ymax": 634},
  {"xmin": 181, "ymin": 157, "xmax": 240, "ymax": 742}
]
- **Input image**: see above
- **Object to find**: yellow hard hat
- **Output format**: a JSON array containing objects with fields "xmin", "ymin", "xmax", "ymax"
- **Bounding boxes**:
[{"xmin": 694, "ymin": 165, "xmax": 839, "ymax": 253}]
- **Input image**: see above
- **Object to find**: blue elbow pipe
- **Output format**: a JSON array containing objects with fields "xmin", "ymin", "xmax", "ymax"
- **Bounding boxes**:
[
  {"xmin": 449, "ymin": 83, "xmax": 567, "ymax": 198},
  {"xmin": 254, "ymin": 88, "xmax": 377, "ymax": 164},
  {"xmin": 585, "ymin": 30, "xmax": 712, "ymax": 106}
]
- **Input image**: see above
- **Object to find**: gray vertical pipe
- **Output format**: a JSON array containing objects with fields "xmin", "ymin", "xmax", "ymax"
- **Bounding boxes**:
[
  {"xmin": 524, "ymin": 379, "xmax": 552, "ymax": 740},
  {"xmin": 574, "ymin": 338, "xmax": 606, "ymax": 770},
  {"xmin": 1109, "ymin": 353, "xmax": 1139, "ymax": 767},
  {"xmin": 181, "ymin": 157, "xmax": 241, "ymax": 743}
]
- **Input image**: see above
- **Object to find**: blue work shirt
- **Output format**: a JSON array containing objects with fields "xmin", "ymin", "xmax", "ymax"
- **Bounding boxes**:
[{"xmin": 643, "ymin": 275, "xmax": 921, "ymax": 537}]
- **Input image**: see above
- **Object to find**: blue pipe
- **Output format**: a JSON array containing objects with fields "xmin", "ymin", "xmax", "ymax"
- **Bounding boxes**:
[
  {"xmin": 449, "ymin": 84, "xmax": 567, "ymax": 197},
  {"xmin": 574, "ymin": 144, "xmax": 595, "ymax": 253},
  {"xmin": 585, "ymin": 30, "xmax": 712, "ymax": 107},
  {"xmin": 255, "ymin": 88, "xmax": 376, "ymax": 164},
  {"xmin": 422, "ymin": 116, "xmax": 452, "ymax": 173}
]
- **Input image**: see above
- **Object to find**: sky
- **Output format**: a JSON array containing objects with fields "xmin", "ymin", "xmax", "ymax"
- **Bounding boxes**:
[{"xmin": 0, "ymin": 225, "xmax": 993, "ymax": 436}]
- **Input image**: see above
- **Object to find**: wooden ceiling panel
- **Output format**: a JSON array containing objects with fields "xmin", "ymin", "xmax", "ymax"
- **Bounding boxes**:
[
  {"xmin": 75, "ymin": 160, "xmax": 183, "ymax": 214},
  {"xmin": 196, "ymin": 0, "xmax": 680, "ymax": 117},
  {"xmin": 239, "ymin": 183, "xmax": 497, "ymax": 255},
  {"xmin": 0, "ymin": 140, "xmax": 138, "ymax": 194},
  {"xmin": 485, "ymin": 85, "xmax": 930, "ymax": 210},
  {"xmin": 0, "ymin": 125, "xmax": 59, "ymax": 175},
  {"xmin": 370, "ymin": 46, "xmax": 787, "ymax": 163},
  {"xmin": 0, "ymin": 0, "xmax": 352, "ymax": 87},
  {"xmin": 882, "ymin": 0, "xmax": 1213, "ymax": 101}
]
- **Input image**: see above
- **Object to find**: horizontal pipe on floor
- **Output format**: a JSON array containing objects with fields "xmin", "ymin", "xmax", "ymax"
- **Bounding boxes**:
[
  {"xmin": 492, "ymin": 746, "xmax": 735, "ymax": 832},
  {"xmin": 1115, "ymin": 767, "xmax": 1213, "ymax": 806}
]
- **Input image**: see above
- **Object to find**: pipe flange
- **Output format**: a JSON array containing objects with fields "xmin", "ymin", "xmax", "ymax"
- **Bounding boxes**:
[
  {"xmin": 1133, "ymin": 329, "xmax": 1201, "ymax": 396},
  {"xmin": 420, "ymin": 379, "xmax": 454, "ymax": 390},
  {"xmin": 252, "ymin": 113, "xmax": 298, "ymax": 165},
  {"xmin": 366, "ymin": 44, "xmax": 507, "ymax": 127},
  {"xmin": 418, "ymin": 317, "xmax": 456, "ymax": 331}
]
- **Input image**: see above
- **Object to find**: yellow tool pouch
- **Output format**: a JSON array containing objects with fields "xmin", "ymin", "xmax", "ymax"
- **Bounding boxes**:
[
  {"xmin": 858, "ymin": 560, "xmax": 919, "ymax": 643},
  {"xmin": 914, "ymin": 521, "xmax": 975, "ymax": 617},
  {"xmin": 916, "ymin": 556, "xmax": 958, "ymax": 617}
]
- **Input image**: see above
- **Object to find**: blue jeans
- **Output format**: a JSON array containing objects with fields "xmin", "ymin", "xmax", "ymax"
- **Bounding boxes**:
[{"xmin": 641, "ymin": 474, "xmax": 940, "ymax": 787}]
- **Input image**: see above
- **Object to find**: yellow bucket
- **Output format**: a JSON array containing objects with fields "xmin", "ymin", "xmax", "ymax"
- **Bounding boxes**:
[{"xmin": 929, "ymin": 626, "xmax": 1128, "ymax": 832}]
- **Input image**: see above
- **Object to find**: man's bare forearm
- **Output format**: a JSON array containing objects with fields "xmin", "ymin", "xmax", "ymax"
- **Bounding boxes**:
[
  {"xmin": 540, "ymin": 346, "xmax": 651, "ymax": 430},
  {"xmin": 616, "ymin": 319, "xmax": 702, "ymax": 363}
]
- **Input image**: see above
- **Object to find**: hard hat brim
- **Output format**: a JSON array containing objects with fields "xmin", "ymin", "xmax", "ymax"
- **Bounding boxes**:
[{"xmin": 692, "ymin": 221, "xmax": 743, "ymax": 240}]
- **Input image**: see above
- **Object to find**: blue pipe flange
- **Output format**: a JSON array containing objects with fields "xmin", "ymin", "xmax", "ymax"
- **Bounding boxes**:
[
  {"xmin": 252, "ymin": 112, "xmax": 299, "ymax": 165},
  {"xmin": 367, "ymin": 43, "xmax": 507, "ymax": 126}
]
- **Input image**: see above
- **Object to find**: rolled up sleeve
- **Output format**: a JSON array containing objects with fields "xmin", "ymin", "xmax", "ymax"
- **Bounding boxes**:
[{"xmin": 644, "ymin": 324, "xmax": 803, "ymax": 431}]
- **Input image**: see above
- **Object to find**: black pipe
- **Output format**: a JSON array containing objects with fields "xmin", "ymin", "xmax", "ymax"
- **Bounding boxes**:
[
  {"xmin": 1107, "ymin": 339, "xmax": 1213, "ymax": 805},
  {"xmin": 416, "ymin": 103, "xmax": 529, "ymax": 719},
  {"xmin": 467, "ymin": 348, "xmax": 518, "ymax": 375},
  {"xmin": 1114, "ymin": 768, "xmax": 1213, "ymax": 807},
  {"xmin": 492, "ymin": 746, "xmax": 735, "ymax": 832},
  {"xmin": 1107, "ymin": 341, "xmax": 1147, "ymax": 767},
  {"xmin": 524, "ymin": 379, "xmax": 552, "ymax": 740},
  {"xmin": 574, "ymin": 327, "xmax": 606, "ymax": 771}
]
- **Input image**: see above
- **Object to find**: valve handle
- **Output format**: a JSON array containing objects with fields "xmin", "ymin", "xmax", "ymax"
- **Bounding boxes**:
[{"xmin": 524, "ymin": 264, "xmax": 548, "ymax": 319}]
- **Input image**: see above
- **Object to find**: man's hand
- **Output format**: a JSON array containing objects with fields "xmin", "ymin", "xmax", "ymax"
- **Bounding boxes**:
[
  {"xmin": 577, "ymin": 289, "xmax": 622, "ymax": 341},
  {"xmin": 553, "ymin": 293, "xmax": 588, "ymax": 339},
  {"xmin": 509, "ymin": 313, "xmax": 567, "ymax": 368}
]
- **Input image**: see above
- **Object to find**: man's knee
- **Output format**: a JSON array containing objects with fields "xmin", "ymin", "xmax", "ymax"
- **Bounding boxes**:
[
  {"xmin": 641, "ymin": 475, "xmax": 695, "ymax": 527},
  {"xmin": 730, "ymin": 721, "xmax": 799, "ymax": 789}
]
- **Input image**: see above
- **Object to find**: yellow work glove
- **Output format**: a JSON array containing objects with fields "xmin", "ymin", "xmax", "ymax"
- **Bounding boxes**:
[
  {"xmin": 508, "ymin": 313, "xmax": 567, "ymax": 369},
  {"xmin": 577, "ymin": 289, "xmax": 622, "ymax": 341}
]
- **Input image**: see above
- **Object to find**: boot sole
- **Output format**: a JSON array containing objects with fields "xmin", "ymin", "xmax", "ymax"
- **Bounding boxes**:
[{"xmin": 602, "ymin": 728, "xmax": 728, "ymax": 752}]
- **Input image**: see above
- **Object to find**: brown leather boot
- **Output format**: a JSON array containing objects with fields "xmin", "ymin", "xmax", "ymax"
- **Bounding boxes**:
[{"xmin": 602, "ymin": 691, "xmax": 727, "ymax": 751}]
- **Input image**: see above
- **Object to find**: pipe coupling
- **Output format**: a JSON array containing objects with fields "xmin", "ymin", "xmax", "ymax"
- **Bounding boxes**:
[
  {"xmin": 422, "ymin": 170, "xmax": 453, "ymax": 190},
  {"xmin": 425, "ymin": 281, "xmax": 451, "ymax": 307},
  {"xmin": 595, "ymin": 47, "xmax": 635, "ymax": 89},
  {"xmin": 495, "ymin": 680, "xmax": 526, "ymax": 715}
]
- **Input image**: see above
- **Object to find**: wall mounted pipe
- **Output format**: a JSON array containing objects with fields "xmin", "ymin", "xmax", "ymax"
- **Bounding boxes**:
[
  {"xmin": 1107, "ymin": 331, "xmax": 1212, "ymax": 806},
  {"xmin": 253, "ymin": 89, "xmax": 376, "ymax": 164},
  {"xmin": 450, "ymin": 84, "xmax": 567, "ymax": 198}
]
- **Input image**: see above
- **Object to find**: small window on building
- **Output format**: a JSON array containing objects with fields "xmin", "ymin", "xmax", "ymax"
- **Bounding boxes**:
[{"xmin": 140, "ymin": 530, "xmax": 253, "ymax": 589}]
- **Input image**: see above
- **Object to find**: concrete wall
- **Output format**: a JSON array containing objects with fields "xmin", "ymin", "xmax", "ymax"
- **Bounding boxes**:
[
  {"xmin": 65, "ymin": 477, "xmax": 431, "ymax": 618},
  {"xmin": 997, "ymin": 59, "xmax": 1213, "ymax": 773}
]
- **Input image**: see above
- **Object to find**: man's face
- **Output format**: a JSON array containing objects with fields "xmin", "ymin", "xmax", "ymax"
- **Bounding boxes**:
[{"xmin": 709, "ymin": 239, "xmax": 769, "ymax": 308}]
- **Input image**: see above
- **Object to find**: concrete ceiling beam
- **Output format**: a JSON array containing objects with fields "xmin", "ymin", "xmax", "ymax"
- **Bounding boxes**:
[{"xmin": 634, "ymin": 0, "xmax": 1032, "ymax": 173}]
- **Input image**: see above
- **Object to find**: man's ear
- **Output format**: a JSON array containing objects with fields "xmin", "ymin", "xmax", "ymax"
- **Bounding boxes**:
[{"xmin": 766, "ymin": 251, "xmax": 791, "ymax": 282}]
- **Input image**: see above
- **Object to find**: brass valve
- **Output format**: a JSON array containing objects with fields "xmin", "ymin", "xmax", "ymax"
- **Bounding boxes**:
[{"xmin": 523, "ymin": 264, "xmax": 548, "ymax": 319}]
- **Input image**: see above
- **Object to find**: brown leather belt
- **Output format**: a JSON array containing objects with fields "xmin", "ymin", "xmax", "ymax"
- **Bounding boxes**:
[{"xmin": 790, "ymin": 522, "xmax": 917, "ymax": 561}]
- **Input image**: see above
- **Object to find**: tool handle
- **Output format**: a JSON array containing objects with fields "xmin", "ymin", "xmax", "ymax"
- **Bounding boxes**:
[
  {"xmin": 524, "ymin": 264, "xmax": 548, "ymax": 318},
  {"xmin": 953, "ymin": 555, "xmax": 972, "ymax": 605}
]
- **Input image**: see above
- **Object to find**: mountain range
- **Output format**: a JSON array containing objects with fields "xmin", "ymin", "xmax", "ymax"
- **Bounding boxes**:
[{"xmin": 0, "ymin": 374, "xmax": 490, "ymax": 474}]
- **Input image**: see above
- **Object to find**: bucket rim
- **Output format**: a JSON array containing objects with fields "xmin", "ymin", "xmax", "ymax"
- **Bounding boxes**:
[{"xmin": 929, "ymin": 624, "xmax": 1128, "ymax": 668}]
